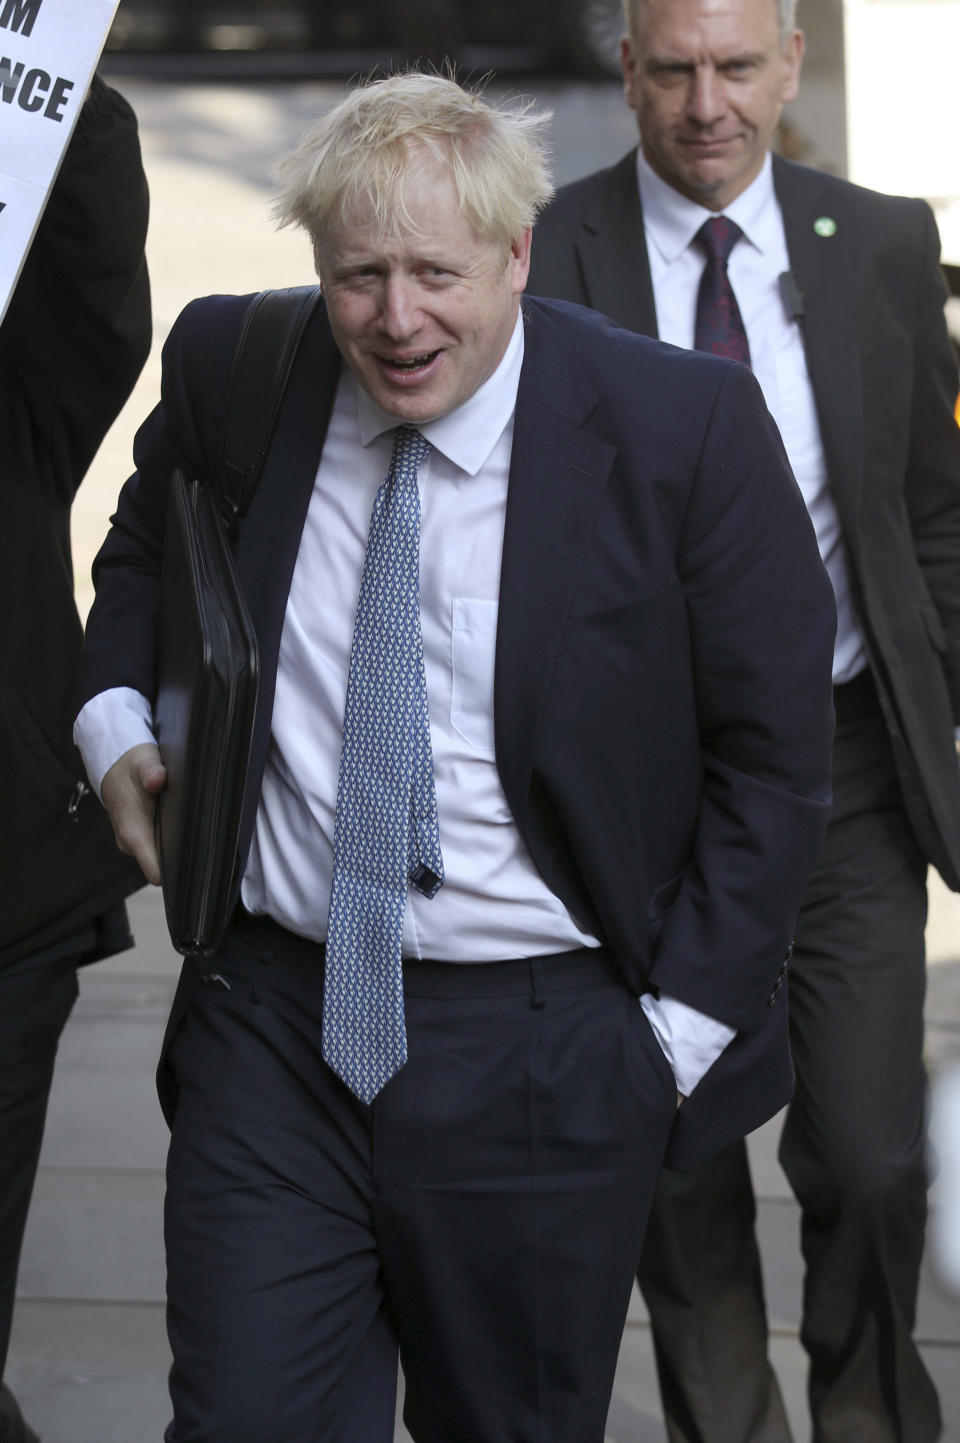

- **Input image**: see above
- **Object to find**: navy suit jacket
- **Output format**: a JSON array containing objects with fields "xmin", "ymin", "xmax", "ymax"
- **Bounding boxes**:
[{"xmin": 80, "ymin": 292, "xmax": 836, "ymax": 1166}]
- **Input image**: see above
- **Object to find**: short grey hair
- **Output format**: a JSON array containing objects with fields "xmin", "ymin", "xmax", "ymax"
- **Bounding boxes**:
[
  {"xmin": 623, "ymin": 0, "xmax": 798, "ymax": 45},
  {"xmin": 777, "ymin": 0, "xmax": 798, "ymax": 36},
  {"xmin": 274, "ymin": 71, "xmax": 554, "ymax": 257}
]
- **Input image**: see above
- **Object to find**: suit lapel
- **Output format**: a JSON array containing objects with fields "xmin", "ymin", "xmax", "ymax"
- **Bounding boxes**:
[
  {"xmin": 235, "ymin": 303, "xmax": 340, "ymax": 650},
  {"xmin": 774, "ymin": 157, "xmax": 864, "ymax": 544},
  {"xmin": 576, "ymin": 151, "xmax": 660, "ymax": 337},
  {"xmin": 494, "ymin": 300, "xmax": 617, "ymax": 835},
  {"xmin": 234, "ymin": 304, "xmax": 341, "ymax": 857}
]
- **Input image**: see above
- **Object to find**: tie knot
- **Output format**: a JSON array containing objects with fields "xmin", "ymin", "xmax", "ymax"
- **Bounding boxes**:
[
  {"xmin": 696, "ymin": 216, "xmax": 744, "ymax": 266},
  {"xmin": 390, "ymin": 425, "xmax": 431, "ymax": 476}
]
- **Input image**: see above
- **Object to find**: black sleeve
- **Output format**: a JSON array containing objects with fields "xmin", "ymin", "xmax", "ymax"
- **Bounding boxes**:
[
  {"xmin": 0, "ymin": 74, "xmax": 152, "ymax": 503},
  {"xmin": 902, "ymin": 201, "xmax": 960, "ymax": 720}
]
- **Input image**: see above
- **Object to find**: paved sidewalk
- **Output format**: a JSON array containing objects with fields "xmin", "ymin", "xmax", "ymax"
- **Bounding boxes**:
[{"xmin": 9, "ymin": 73, "xmax": 959, "ymax": 1441}]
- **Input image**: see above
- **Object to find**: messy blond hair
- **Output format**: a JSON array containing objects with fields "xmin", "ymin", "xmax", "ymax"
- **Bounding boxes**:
[{"xmin": 273, "ymin": 71, "xmax": 553, "ymax": 259}]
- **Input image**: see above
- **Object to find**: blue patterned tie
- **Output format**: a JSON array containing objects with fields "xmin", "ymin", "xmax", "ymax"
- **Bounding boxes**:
[
  {"xmin": 694, "ymin": 216, "xmax": 751, "ymax": 368},
  {"xmin": 322, "ymin": 426, "xmax": 445, "ymax": 1103}
]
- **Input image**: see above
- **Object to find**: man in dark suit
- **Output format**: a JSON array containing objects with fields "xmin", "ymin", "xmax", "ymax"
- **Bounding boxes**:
[
  {"xmin": 528, "ymin": 1, "xmax": 960, "ymax": 1439},
  {"xmin": 0, "ymin": 76, "xmax": 150, "ymax": 1443},
  {"xmin": 74, "ymin": 72, "xmax": 834, "ymax": 1442}
]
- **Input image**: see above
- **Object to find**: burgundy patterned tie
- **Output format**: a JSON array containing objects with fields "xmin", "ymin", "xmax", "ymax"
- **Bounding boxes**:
[{"xmin": 694, "ymin": 216, "xmax": 751, "ymax": 367}]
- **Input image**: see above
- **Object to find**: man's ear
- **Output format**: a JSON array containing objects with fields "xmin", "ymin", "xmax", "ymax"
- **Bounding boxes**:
[
  {"xmin": 781, "ymin": 28, "xmax": 805, "ymax": 104},
  {"xmin": 621, "ymin": 35, "xmax": 639, "ymax": 113},
  {"xmin": 510, "ymin": 229, "xmax": 532, "ymax": 295}
]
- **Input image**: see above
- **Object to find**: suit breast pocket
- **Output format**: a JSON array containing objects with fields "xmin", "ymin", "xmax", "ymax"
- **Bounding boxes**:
[{"xmin": 450, "ymin": 598, "xmax": 497, "ymax": 759}]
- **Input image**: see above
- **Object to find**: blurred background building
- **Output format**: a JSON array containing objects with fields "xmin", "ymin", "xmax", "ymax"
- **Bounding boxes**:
[{"xmin": 103, "ymin": 0, "xmax": 628, "ymax": 77}]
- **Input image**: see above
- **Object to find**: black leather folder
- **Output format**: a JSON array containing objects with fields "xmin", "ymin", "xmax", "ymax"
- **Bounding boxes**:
[{"xmin": 154, "ymin": 469, "xmax": 259, "ymax": 955}]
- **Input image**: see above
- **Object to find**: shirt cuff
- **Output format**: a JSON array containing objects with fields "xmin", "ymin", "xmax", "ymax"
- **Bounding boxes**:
[
  {"xmin": 73, "ymin": 687, "xmax": 156, "ymax": 799},
  {"xmin": 639, "ymin": 992, "xmax": 737, "ymax": 1097}
]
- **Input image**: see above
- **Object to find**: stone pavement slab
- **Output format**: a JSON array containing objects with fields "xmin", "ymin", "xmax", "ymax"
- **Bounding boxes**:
[
  {"xmin": 7, "ymin": 1301, "xmax": 170, "ymax": 1443},
  {"xmin": 16, "ymin": 1170, "xmax": 165, "ymax": 1307}
]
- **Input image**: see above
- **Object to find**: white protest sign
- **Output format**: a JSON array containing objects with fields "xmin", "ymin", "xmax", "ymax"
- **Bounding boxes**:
[{"xmin": 0, "ymin": 0, "xmax": 121, "ymax": 324}]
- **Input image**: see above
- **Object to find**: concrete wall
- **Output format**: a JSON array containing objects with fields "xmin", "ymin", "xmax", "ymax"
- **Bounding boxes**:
[
  {"xmin": 788, "ymin": 0, "xmax": 960, "ymax": 265},
  {"xmin": 783, "ymin": 0, "xmax": 848, "ymax": 176}
]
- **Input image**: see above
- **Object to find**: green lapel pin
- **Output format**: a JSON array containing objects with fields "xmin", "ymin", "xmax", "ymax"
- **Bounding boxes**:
[{"xmin": 814, "ymin": 216, "xmax": 837, "ymax": 238}]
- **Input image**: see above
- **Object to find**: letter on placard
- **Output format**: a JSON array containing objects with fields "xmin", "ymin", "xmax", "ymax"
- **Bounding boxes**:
[{"xmin": 0, "ymin": 0, "xmax": 43, "ymax": 40}]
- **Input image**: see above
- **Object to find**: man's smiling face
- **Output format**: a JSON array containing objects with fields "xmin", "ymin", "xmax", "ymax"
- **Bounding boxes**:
[{"xmin": 318, "ymin": 153, "xmax": 531, "ymax": 424}]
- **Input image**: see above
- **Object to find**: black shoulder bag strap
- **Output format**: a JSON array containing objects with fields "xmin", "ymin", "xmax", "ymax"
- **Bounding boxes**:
[{"xmin": 215, "ymin": 283, "xmax": 324, "ymax": 525}]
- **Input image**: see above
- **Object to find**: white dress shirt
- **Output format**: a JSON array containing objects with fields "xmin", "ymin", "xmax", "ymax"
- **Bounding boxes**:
[
  {"xmin": 637, "ymin": 149, "xmax": 867, "ymax": 684},
  {"xmin": 75, "ymin": 310, "xmax": 734, "ymax": 1095}
]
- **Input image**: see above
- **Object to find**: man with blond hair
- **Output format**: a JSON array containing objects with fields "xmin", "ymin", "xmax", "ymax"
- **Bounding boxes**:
[
  {"xmin": 74, "ymin": 71, "xmax": 835, "ymax": 1441},
  {"xmin": 530, "ymin": 1, "xmax": 960, "ymax": 1440}
]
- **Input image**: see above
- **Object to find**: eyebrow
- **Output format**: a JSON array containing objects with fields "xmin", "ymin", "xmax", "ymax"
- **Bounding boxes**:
[{"xmin": 645, "ymin": 48, "xmax": 767, "ymax": 71}]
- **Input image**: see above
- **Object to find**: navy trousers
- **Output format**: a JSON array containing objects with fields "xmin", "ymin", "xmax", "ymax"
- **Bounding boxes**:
[{"xmin": 161, "ymin": 914, "xmax": 678, "ymax": 1442}]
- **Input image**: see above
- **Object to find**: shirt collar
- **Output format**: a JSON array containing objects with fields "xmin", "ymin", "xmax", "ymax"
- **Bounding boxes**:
[
  {"xmin": 355, "ymin": 310, "xmax": 524, "ymax": 476},
  {"xmin": 636, "ymin": 148, "xmax": 779, "ymax": 264}
]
